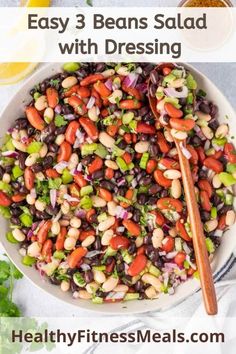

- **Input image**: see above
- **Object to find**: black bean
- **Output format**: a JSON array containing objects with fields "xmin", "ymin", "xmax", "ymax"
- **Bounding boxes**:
[
  {"xmin": 90, "ymin": 213, "xmax": 98, "ymax": 224},
  {"xmin": 149, "ymin": 144, "xmax": 159, "ymax": 157},
  {"xmin": 46, "ymin": 205, "xmax": 59, "ymax": 216},
  {"xmin": 10, "ymin": 216, "xmax": 21, "ymax": 225},
  {"xmin": 136, "ymin": 171, "xmax": 146, "ymax": 182},
  {"xmin": 55, "ymin": 126, "xmax": 67, "ymax": 135},
  {"xmin": 81, "ymin": 221, "xmax": 90, "ymax": 230},
  {"xmin": 138, "ymin": 106, "xmax": 149, "ymax": 117},
  {"xmin": 92, "ymin": 170, "xmax": 104, "ymax": 180},
  {"xmin": 116, "ymin": 262, "xmax": 125, "ymax": 273},
  {"xmin": 42, "ymin": 156, "xmax": 54, "ymax": 169},
  {"xmin": 198, "ymin": 169, "xmax": 208, "ymax": 179},
  {"xmin": 19, "ymin": 186, "xmax": 28, "ymax": 194},
  {"xmin": 11, "ymin": 181, "xmax": 21, "ymax": 191},
  {"xmin": 43, "ymin": 122, "xmax": 56, "ymax": 135},
  {"xmin": 200, "ymin": 211, "xmax": 211, "ymax": 222},
  {"xmin": 149, "ymin": 83, "xmax": 157, "ymax": 98},
  {"xmin": 70, "ymin": 281, "xmax": 79, "ymax": 293},
  {"xmin": 162, "ymin": 114, "xmax": 170, "ymax": 125},
  {"xmin": 10, "ymin": 208, "xmax": 22, "ymax": 217},
  {"xmin": 161, "ymin": 190, "xmax": 169, "ymax": 198},
  {"xmin": 179, "ymin": 98, "xmax": 187, "ymax": 106},
  {"xmin": 11, "ymin": 201, "xmax": 24, "ymax": 209},
  {"xmin": 140, "ymin": 134, "xmax": 149, "ymax": 141},
  {"xmin": 191, "ymin": 135, "xmax": 202, "ymax": 147},
  {"xmin": 105, "ymin": 256, "xmax": 114, "ymax": 265},
  {"xmin": 140, "ymin": 176, "xmax": 152, "ymax": 186},
  {"xmin": 61, "ymin": 105, "xmax": 73, "ymax": 115},
  {"xmin": 95, "ymin": 290, "xmax": 107, "ymax": 298},
  {"xmin": 35, "ymin": 211, "xmax": 51, "ymax": 220},
  {"xmin": 21, "ymin": 227, "xmax": 30, "ymax": 235},
  {"xmin": 14, "ymin": 118, "xmax": 28, "ymax": 130},
  {"xmin": 219, "ymin": 205, "xmax": 232, "ymax": 215},
  {"xmin": 90, "ymin": 257, "xmax": 101, "ymax": 266},
  {"xmin": 199, "ymin": 102, "xmax": 211, "ymax": 114},
  {"xmin": 148, "ymin": 184, "xmax": 161, "ymax": 195},
  {"xmin": 31, "ymin": 163, "xmax": 43, "ymax": 173},
  {"xmin": 128, "ymin": 242, "xmax": 136, "ymax": 255},
  {"xmin": 213, "ymin": 194, "xmax": 221, "ymax": 206},
  {"xmin": 117, "ymin": 140, "xmax": 127, "ymax": 149},
  {"xmin": 210, "ymin": 104, "xmax": 218, "ymax": 118},
  {"xmin": 114, "ymin": 171, "xmax": 122, "ymax": 179},
  {"xmin": 27, "ymin": 127, "xmax": 35, "ymax": 136},
  {"xmin": 135, "ymin": 280, "xmax": 144, "ymax": 292},
  {"xmin": 117, "ymin": 187, "xmax": 126, "ymax": 197},
  {"xmin": 142, "ymin": 64, "xmax": 154, "ymax": 78},
  {"xmin": 94, "ymin": 236, "xmax": 101, "ymax": 250},
  {"xmin": 18, "ymin": 152, "xmax": 27, "ymax": 170},
  {"xmin": 150, "ymin": 70, "xmax": 159, "ymax": 84},
  {"xmin": 208, "ymin": 119, "xmax": 219, "ymax": 131},
  {"xmin": 81, "ymin": 156, "xmax": 93, "ymax": 166},
  {"xmin": 5, "ymin": 165, "xmax": 12, "ymax": 174},
  {"xmin": 29, "ymin": 205, "xmax": 36, "ymax": 215},
  {"xmin": 44, "ymin": 135, "xmax": 55, "ymax": 144},
  {"xmin": 76, "ymin": 68, "xmax": 88, "ymax": 79},
  {"xmin": 137, "ymin": 193, "xmax": 147, "ymax": 204},
  {"xmin": 84, "ymin": 270, "xmax": 94, "ymax": 283},
  {"xmin": 0, "ymin": 166, "xmax": 4, "ymax": 179},
  {"xmin": 133, "ymin": 209, "xmax": 141, "ymax": 223},
  {"xmin": 50, "ymin": 276, "xmax": 61, "ymax": 286},
  {"xmin": 95, "ymin": 62, "xmax": 106, "ymax": 72},
  {"xmin": 144, "ymin": 235, "xmax": 152, "ymax": 245}
]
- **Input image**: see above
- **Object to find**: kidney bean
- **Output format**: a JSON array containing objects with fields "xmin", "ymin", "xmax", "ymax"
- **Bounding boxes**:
[
  {"xmin": 174, "ymin": 252, "xmax": 186, "ymax": 267},
  {"xmin": 149, "ymin": 83, "xmax": 157, "ymax": 97},
  {"xmin": 218, "ymin": 214, "xmax": 226, "ymax": 230},
  {"xmin": 158, "ymin": 158, "xmax": 180, "ymax": 170},
  {"xmin": 38, "ymin": 220, "xmax": 52, "ymax": 244},
  {"xmin": 122, "ymin": 85, "xmax": 142, "ymax": 101},
  {"xmin": 176, "ymin": 220, "xmax": 192, "ymax": 242},
  {"xmin": 80, "ymin": 73, "xmax": 104, "ymax": 86},
  {"xmin": 128, "ymin": 254, "xmax": 147, "ymax": 276},
  {"xmin": 99, "ymin": 188, "xmax": 112, "ymax": 202},
  {"xmin": 45, "ymin": 168, "xmax": 60, "ymax": 179},
  {"xmin": 133, "ymin": 209, "xmax": 141, "ymax": 223},
  {"xmin": 25, "ymin": 107, "xmax": 45, "ymax": 131},
  {"xmin": 198, "ymin": 179, "xmax": 213, "ymax": 198},
  {"xmin": 224, "ymin": 143, "xmax": 236, "ymax": 163},
  {"xmin": 57, "ymin": 141, "xmax": 72, "ymax": 162},
  {"xmin": 164, "ymin": 103, "xmax": 183, "ymax": 119},
  {"xmin": 94, "ymin": 81, "xmax": 111, "ymax": 98},
  {"xmin": 162, "ymin": 236, "xmax": 175, "ymax": 253},
  {"xmin": 0, "ymin": 191, "xmax": 12, "ymax": 207},
  {"xmin": 119, "ymin": 100, "xmax": 142, "ymax": 110},
  {"xmin": 55, "ymin": 227, "xmax": 67, "ymax": 251},
  {"xmin": 67, "ymin": 96, "xmax": 87, "ymax": 116},
  {"xmin": 200, "ymin": 190, "xmax": 211, "ymax": 212},
  {"xmin": 79, "ymin": 117, "xmax": 98, "ymax": 141},
  {"xmin": 154, "ymin": 169, "xmax": 172, "ymax": 188},
  {"xmin": 169, "ymin": 118, "xmax": 195, "ymax": 132},
  {"xmin": 46, "ymin": 87, "xmax": 59, "ymax": 109},
  {"xmin": 157, "ymin": 198, "xmax": 183, "ymax": 213},
  {"xmin": 24, "ymin": 167, "xmax": 35, "ymax": 190},
  {"xmin": 77, "ymin": 86, "xmax": 91, "ymax": 98},
  {"xmin": 65, "ymin": 121, "xmax": 80, "ymax": 145},
  {"xmin": 110, "ymin": 236, "xmax": 130, "ymax": 250},
  {"xmin": 31, "ymin": 163, "xmax": 43, "ymax": 173},
  {"xmin": 88, "ymin": 156, "xmax": 103, "ymax": 174},
  {"xmin": 12, "ymin": 194, "xmax": 26, "ymax": 203},
  {"xmin": 122, "ymin": 220, "xmax": 141, "ymax": 237},
  {"xmin": 146, "ymin": 160, "xmax": 157, "ymax": 174},
  {"xmin": 203, "ymin": 157, "xmax": 223, "ymax": 173},
  {"xmin": 42, "ymin": 239, "xmax": 53, "ymax": 262},
  {"xmin": 136, "ymin": 122, "xmax": 156, "ymax": 135},
  {"xmin": 68, "ymin": 247, "xmax": 88, "ymax": 269},
  {"xmin": 156, "ymin": 132, "xmax": 170, "ymax": 153}
]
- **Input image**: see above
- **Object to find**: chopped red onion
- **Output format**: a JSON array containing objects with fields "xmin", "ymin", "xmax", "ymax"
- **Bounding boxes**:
[
  {"xmin": 115, "ymin": 206, "xmax": 129, "ymax": 220},
  {"xmin": 86, "ymin": 96, "xmax": 95, "ymax": 109},
  {"xmin": 182, "ymin": 242, "xmax": 191, "ymax": 255},
  {"xmin": 76, "ymin": 163, "xmax": 83, "ymax": 172},
  {"xmin": 104, "ymin": 79, "xmax": 113, "ymax": 91},
  {"xmin": 135, "ymin": 66, "xmax": 142, "ymax": 74},
  {"xmin": 180, "ymin": 274, "xmax": 187, "ymax": 281},
  {"xmin": 73, "ymin": 138, "xmax": 80, "ymax": 149},
  {"xmin": 53, "ymin": 211, "xmax": 62, "ymax": 222},
  {"xmin": 21, "ymin": 136, "xmax": 28, "ymax": 144},
  {"xmin": 80, "ymin": 263, "xmax": 91, "ymax": 271},
  {"xmin": 164, "ymin": 86, "xmax": 188, "ymax": 98},
  {"xmin": 84, "ymin": 174, "xmax": 92, "ymax": 182},
  {"xmin": 166, "ymin": 251, "xmax": 178, "ymax": 259},
  {"xmin": 164, "ymin": 262, "xmax": 179, "ymax": 270},
  {"xmin": 159, "ymin": 251, "xmax": 166, "ymax": 256},
  {"xmin": 32, "ymin": 221, "xmax": 40, "ymax": 231},
  {"xmin": 75, "ymin": 209, "xmax": 86, "ymax": 218},
  {"xmin": 117, "ymin": 226, "xmax": 125, "ymax": 233},
  {"xmin": 106, "ymin": 292, "xmax": 125, "ymax": 300},
  {"xmin": 27, "ymin": 229, "xmax": 34, "ymax": 239},
  {"xmin": 168, "ymin": 287, "xmax": 175, "ymax": 295},
  {"xmin": 162, "ymin": 223, "xmax": 171, "ymax": 233},
  {"xmin": 214, "ymin": 229, "xmax": 223, "ymax": 237},
  {"xmin": 131, "ymin": 178, "xmax": 137, "ymax": 188},
  {"xmin": 64, "ymin": 194, "xmax": 80, "ymax": 202},
  {"xmin": 186, "ymin": 255, "xmax": 197, "ymax": 270},
  {"xmin": 7, "ymin": 127, "xmax": 14, "ymax": 133},
  {"xmin": 54, "ymin": 104, "xmax": 62, "ymax": 114},
  {"xmin": 86, "ymin": 250, "xmax": 104, "ymax": 258},
  {"xmin": 194, "ymin": 125, "xmax": 206, "ymax": 140},
  {"xmin": 117, "ymin": 177, "xmax": 126, "ymax": 186},
  {"xmin": 180, "ymin": 142, "xmax": 192, "ymax": 160},
  {"xmin": 53, "ymin": 161, "xmax": 68, "ymax": 172},
  {"xmin": 1, "ymin": 150, "xmax": 19, "ymax": 158},
  {"xmin": 64, "ymin": 114, "xmax": 76, "ymax": 120},
  {"xmin": 50, "ymin": 189, "xmax": 57, "ymax": 208},
  {"xmin": 136, "ymin": 83, "xmax": 148, "ymax": 93},
  {"xmin": 123, "ymin": 73, "xmax": 139, "ymax": 88}
]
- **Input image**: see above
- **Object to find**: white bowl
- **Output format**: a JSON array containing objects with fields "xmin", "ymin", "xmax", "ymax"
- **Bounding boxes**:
[{"xmin": 1, "ymin": 63, "xmax": 236, "ymax": 314}]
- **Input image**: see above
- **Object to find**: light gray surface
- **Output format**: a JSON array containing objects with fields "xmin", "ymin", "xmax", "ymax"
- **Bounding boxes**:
[{"xmin": 0, "ymin": 0, "xmax": 235, "ymax": 317}]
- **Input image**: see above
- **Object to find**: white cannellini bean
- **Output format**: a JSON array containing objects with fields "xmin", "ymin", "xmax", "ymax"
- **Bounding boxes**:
[
  {"xmin": 93, "ymin": 270, "xmax": 106, "ymax": 283},
  {"xmin": 60, "ymin": 219, "xmax": 70, "ymax": 227},
  {"xmin": 226, "ymin": 210, "xmax": 236, "ymax": 226},
  {"xmin": 86, "ymin": 281, "xmax": 99, "ymax": 294},
  {"xmin": 51, "ymin": 221, "xmax": 61, "ymax": 235},
  {"xmin": 145, "ymin": 286, "xmax": 157, "ymax": 299},
  {"xmin": 12, "ymin": 130, "xmax": 20, "ymax": 140},
  {"xmin": 78, "ymin": 290, "xmax": 92, "ymax": 299},
  {"xmin": 35, "ymin": 199, "xmax": 46, "ymax": 212},
  {"xmin": 35, "ymin": 95, "xmax": 48, "ymax": 111},
  {"xmin": 134, "ymin": 141, "xmax": 150, "ymax": 153},
  {"xmin": 102, "ymin": 276, "xmax": 119, "ymax": 292},
  {"xmin": 62, "ymin": 76, "xmax": 78, "ymax": 89},
  {"xmin": 35, "ymin": 172, "xmax": 45, "ymax": 181},
  {"xmin": 68, "ymin": 227, "xmax": 80, "ymax": 239},
  {"xmin": 19, "ymin": 248, "xmax": 26, "ymax": 257},
  {"xmin": 99, "ymin": 132, "xmax": 115, "ymax": 148},
  {"xmin": 135, "ymin": 236, "xmax": 144, "ymax": 248},
  {"xmin": 61, "ymin": 201, "xmax": 70, "ymax": 214},
  {"xmin": 215, "ymin": 124, "xmax": 229, "ymax": 138},
  {"xmin": 152, "ymin": 228, "xmax": 164, "ymax": 249},
  {"xmin": 108, "ymin": 90, "xmax": 123, "ymax": 104},
  {"xmin": 164, "ymin": 129, "xmax": 174, "ymax": 142},
  {"xmin": 196, "ymin": 111, "xmax": 211, "ymax": 121},
  {"xmin": 27, "ymin": 242, "xmax": 42, "ymax": 257},
  {"xmin": 25, "ymin": 153, "xmax": 40, "ymax": 167},
  {"xmin": 142, "ymin": 273, "xmax": 162, "ymax": 292},
  {"xmin": 113, "ymin": 284, "xmax": 129, "ymax": 293},
  {"xmin": 169, "ymin": 227, "xmax": 177, "ymax": 237},
  {"xmin": 64, "ymin": 237, "xmax": 76, "ymax": 251},
  {"xmin": 212, "ymin": 174, "xmax": 222, "ymax": 188},
  {"xmin": 61, "ymin": 280, "xmax": 70, "ymax": 292},
  {"xmin": 70, "ymin": 217, "xmax": 81, "ymax": 228},
  {"xmin": 171, "ymin": 179, "xmax": 182, "ymax": 199},
  {"xmin": 91, "ymin": 195, "xmax": 107, "ymax": 207},
  {"xmin": 169, "ymin": 78, "xmax": 186, "ymax": 88},
  {"xmin": 107, "ymin": 201, "xmax": 118, "ymax": 216},
  {"xmin": 105, "ymin": 160, "xmax": 118, "ymax": 170},
  {"xmin": 168, "ymin": 147, "xmax": 178, "ymax": 158},
  {"xmin": 163, "ymin": 169, "xmax": 181, "ymax": 180},
  {"xmin": 202, "ymin": 126, "xmax": 214, "ymax": 140},
  {"xmin": 170, "ymin": 129, "xmax": 188, "ymax": 140},
  {"xmin": 44, "ymin": 107, "xmax": 54, "ymax": 121},
  {"xmin": 102, "ymin": 69, "xmax": 115, "ymax": 78},
  {"xmin": 82, "ymin": 235, "xmax": 95, "ymax": 247},
  {"xmin": 88, "ymin": 106, "xmax": 99, "ymax": 122},
  {"xmin": 205, "ymin": 219, "xmax": 218, "ymax": 232},
  {"xmin": 2, "ymin": 173, "xmax": 11, "ymax": 183},
  {"xmin": 98, "ymin": 216, "xmax": 115, "ymax": 231},
  {"xmin": 12, "ymin": 139, "xmax": 27, "ymax": 152},
  {"xmin": 55, "ymin": 134, "xmax": 65, "ymax": 146},
  {"xmin": 68, "ymin": 153, "xmax": 79, "ymax": 170},
  {"xmin": 12, "ymin": 229, "xmax": 25, "ymax": 242},
  {"xmin": 26, "ymin": 194, "xmax": 35, "ymax": 205},
  {"xmin": 116, "ymin": 66, "xmax": 130, "ymax": 76},
  {"xmin": 101, "ymin": 229, "xmax": 114, "ymax": 246},
  {"xmin": 39, "ymin": 144, "xmax": 48, "ymax": 158}
]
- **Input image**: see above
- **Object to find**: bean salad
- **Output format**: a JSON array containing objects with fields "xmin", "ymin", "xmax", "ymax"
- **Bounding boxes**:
[{"xmin": 0, "ymin": 62, "xmax": 235, "ymax": 303}]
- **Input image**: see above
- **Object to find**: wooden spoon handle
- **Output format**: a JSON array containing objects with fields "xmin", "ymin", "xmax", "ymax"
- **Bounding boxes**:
[{"xmin": 175, "ymin": 141, "xmax": 218, "ymax": 315}]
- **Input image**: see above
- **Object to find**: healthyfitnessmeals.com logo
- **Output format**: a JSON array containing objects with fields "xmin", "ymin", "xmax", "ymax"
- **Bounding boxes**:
[{"xmin": 11, "ymin": 329, "xmax": 224, "ymax": 347}]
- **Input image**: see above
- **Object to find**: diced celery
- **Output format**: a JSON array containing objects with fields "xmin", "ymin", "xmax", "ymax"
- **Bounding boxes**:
[
  {"xmin": 53, "ymin": 250, "xmax": 65, "ymax": 260},
  {"xmin": 63, "ymin": 62, "xmax": 80, "ymax": 72},
  {"xmin": 33, "ymin": 92, "xmax": 41, "ymax": 100},
  {"xmin": 212, "ymin": 137, "xmax": 227, "ymax": 146},
  {"xmin": 22, "ymin": 255, "xmax": 36, "ymax": 266},
  {"xmin": 205, "ymin": 148, "xmax": 215, "ymax": 156},
  {"xmin": 26, "ymin": 141, "xmax": 42, "ymax": 154},
  {"xmin": 93, "ymin": 265, "xmax": 106, "ymax": 271},
  {"xmin": 186, "ymin": 74, "xmax": 197, "ymax": 90},
  {"xmin": 0, "ymin": 181, "xmax": 12, "ymax": 194},
  {"xmin": 81, "ymin": 143, "xmax": 98, "ymax": 156},
  {"xmin": 104, "ymin": 246, "xmax": 117, "ymax": 258},
  {"xmin": 0, "ymin": 206, "xmax": 11, "ymax": 219},
  {"xmin": 126, "ymin": 175, "xmax": 134, "ymax": 183},
  {"xmin": 116, "ymin": 195, "xmax": 132, "ymax": 205},
  {"xmin": 129, "ymin": 120, "xmax": 137, "ymax": 133},
  {"xmin": 20, "ymin": 213, "xmax": 33, "ymax": 227},
  {"xmin": 163, "ymin": 73, "xmax": 176, "ymax": 84},
  {"xmin": 211, "ymin": 207, "xmax": 217, "ymax": 219},
  {"xmin": 206, "ymin": 238, "xmax": 215, "ymax": 254},
  {"xmin": 139, "ymin": 152, "xmax": 149, "ymax": 169},
  {"xmin": 102, "ymin": 116, "xmax": 115, "ymax": 126},
  {"xmin": 216, "ymin": 189, "xmax": 224, "ymax": 198},
  {"xmin": 95, "ymin": 144, "xmax": 108, "ymax": 158},
  {"xmin": 97, "ymin": 213, "xmax": 107, "ymax": 223},
  {"xmin": 175, "ymin": 237, "xmax": 182, "ymax": 252},
  {"xmin": 171, "ymin": 69, "xmax": 183, "ymax": 78},
  {"xmin": 80, "ymin": 185, "xmax": 93, "ymax": 196},
  {"xmin": 219, "ymin": 172, "xmax": 236, "ymax": 187},
  {"xmin": 122, "ymin": 112, "xmax": 134, "ymax": 125},
  {"xmin": 48, "ymin": 178, "xmax": 62, "ymax": 190},
  {"xmin": 79, "ymin": 196, "xmax": 92, "ymax": 210},
  {"xmin": 226, "ymin": 163, "xmax": 236, "ymax": 174},
  {"xmin": 196, "ymin": 119, "xmax": 208, "ymax": 127},
  {"xmin": 156, "ymin": 90, "xmax": 164, "ymax": 100},
  {"xmin": 183, "ymin": 260, "xmax": 190, "ymax": 269},
  {"xmin": 121, "ymin": 249, "xmax": 133, "ymax": 264},
  {"xmin": 124, "ymin": 293, "xmax": 139, "ymax": 301},
  {"xmin": 113, "ymin": 146, "xmax": 125, "ymax": 157},
  {"xmin": 62, "ymin": 169, "xmax": 73, "ymax": 184},
  {"xmin": 116, "ymin": 157, "xmax": 129, "ymax": 171},
  {"xmin": 138, "ymin": 186, "xmax": 149, "ymax": 194},
  {"xmin": 92, "ymin": 297, "xmax": 103, "ymax": 304},
  {"xmin": 4, "ymin": 138, "xmax": 15, "ymax": 151},
  {"xmin": 193, "ymin": 271, "xmax": 200, "ymax": 279},
  {"xmin": 225, "ymin": 194, "xmax": 233, "ymax": 205},
  {"xmin": 149, "ymin": 265, "xmax": 161, "ymax": 277},
  {"xmin": 6, "ymin": 231, "xmax": 18, "ymax": 244},
  {"xmin": 187, "ymin": 93, "xmax": 193, "ymax": 104},
  {"xmin": 12, "ymin": 165, "xmax": 24, "ymax": 179}
]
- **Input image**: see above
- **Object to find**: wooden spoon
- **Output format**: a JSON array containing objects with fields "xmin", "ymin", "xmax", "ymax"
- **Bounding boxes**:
[{"xmin": 148, "ymin": 63, "xmax": 218, "ymax": 315}]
